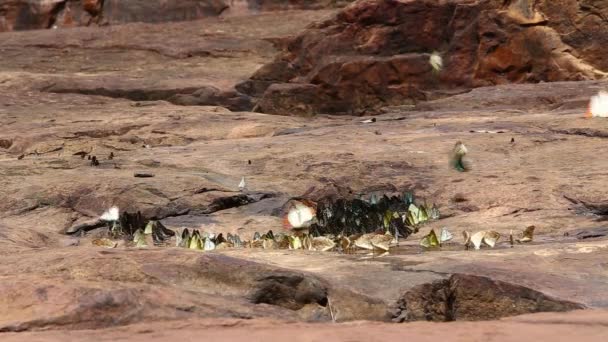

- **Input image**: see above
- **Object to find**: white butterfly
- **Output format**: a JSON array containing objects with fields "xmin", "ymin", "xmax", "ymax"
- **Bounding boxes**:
[
  {"xmin": 429, "ymin": 52, "xmax": 443, "ymax": 72},
  {"xmin": 440, "ymin": 228, "xmax": 453, "ymax": 243},
  {"xmin": 470, "ymin": 231, "xmax": 486, "ymax": 250},
  {"xmin": 284, "ymin": 200, "xmax": 316, "ymax": 229},
  {"xmin": 587, "ymin": 91, "xmax": 608, "ymax": 118},
  {"xmin": 203, "ymin": 237, "xmax": 216, "ymax": 251},
  {"xmin": 238, "ymin": 177, "xmax": 246, "ymax": 191},
  {"xmin": 100, "ymin": 206, "xmax": 119, "ymax": 221}
]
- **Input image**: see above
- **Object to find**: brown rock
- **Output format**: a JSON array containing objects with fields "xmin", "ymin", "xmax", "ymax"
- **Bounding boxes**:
[
  {"xmin": 100, "ymin": 0, "xmax": 228, "ymax": 25},
  {"xmin": 394, "ymin": 274, "xmax": 585, "ymax": 322},
  {"xmin": 253, "ymin": 83, "xmax": 323, "ymax": 116},
  {"xmin": 82, "ymin": 0, "xmax": 102, "ymax": 16},
  {"xmin": 0, "ymin": 0, "xmax": 349, "ymax": 32},
  {"xmin": 169, "ymin": 86, "xmax": 254, "ymax": 112},
  {"xmin": 0, "ymin": 0, "xmax": 231, "ymax": 32},
  {"xmin": 2, "ymin": 6, "xmax": 608, "ymax": 335},
  {"xmin": 0, "ymin": 0, "xmax": 65, "ymax": 31},
  {"xmin": 242, "ymin": 0, "xmax": 608, "ymax": 115}
]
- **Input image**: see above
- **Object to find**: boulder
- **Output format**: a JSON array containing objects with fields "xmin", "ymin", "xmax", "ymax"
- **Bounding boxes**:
[{"xmin": 393, "ymin": 274, "xmax": 585, "ymax": 322}]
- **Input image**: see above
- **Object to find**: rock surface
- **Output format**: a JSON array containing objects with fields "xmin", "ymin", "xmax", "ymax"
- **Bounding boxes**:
[
  {"xmin": 2, "ymin": 3, "xmax": 608, "ymax": 341},
  {"xmin": 394, "ymin": 274, "xmax": 584, "ymax": 322},
  {"xmin": 3, "ymin": 310, "xmax": 608, "ymax": 342},
  {"xmin": 0, "ymin": 9, "xmax": 336, "ymax": 109},
  {"xmin": 0, "ymin": 0, "xmax": 351, "ymax": 32},
  {"xmin": 242, "ymin": 0, "xmax": 608, "ymax": 115}
]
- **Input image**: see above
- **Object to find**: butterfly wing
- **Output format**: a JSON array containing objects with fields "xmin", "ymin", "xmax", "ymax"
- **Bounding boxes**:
[
  {"xmin": 100, "ymin": 206, "xmax": 119, "ymax": 221},
  {"xmin": 470, "ymin": 231, "xmax": 485, "ymax": 250},
  {"xmin": 440, "ymin": 228, "xmax": 453, "ymax": 243}
]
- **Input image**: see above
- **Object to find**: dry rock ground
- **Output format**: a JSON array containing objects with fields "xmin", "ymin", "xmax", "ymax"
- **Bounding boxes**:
[{"xmin": 1, "ymin": 5, "xmax": 608, "ymax": 342}]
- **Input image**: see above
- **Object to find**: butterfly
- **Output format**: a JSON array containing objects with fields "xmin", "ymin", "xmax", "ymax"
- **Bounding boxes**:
[
  {"xmin": 312, "ymin": 236, "xmax": 336, "ymax": 251},
  {"xmin": 288, "ymin": 235, "xmax": 302, "ymax": 249},
  {"xmin": 283, "ymin": 199, "xmax": 317, "ymax": 230},
  {"xmin": 586, "ymin": 91, "xmax": 608, "ymax": 118},
  {"xmin": 483, "ymin": 231, "xmax": 501, "ymax": 248},
  {"xmin": 100, "ymin": 206, "xmax": 119, "ymax": 221},
  {"xmin": 465, "ymin": 230, "xmax": 501, "ymax": 249},
  {"xmin": 420, "ymin": 229, "xmax": 439, "ymax": 248},
  {"xmin": 429, "ymin": 51, "xmax": 443, "ymax": 72},
  {"xmin": 133, "ymin": 229, "xmax": 148, "ymax": 248},
  {"xmin": 450, "ymin": 141, "xmax": 470, "ymax": 172},
  {"xmin": 92, "ymin": 238, "xmax": 117, "ymax": 248},
  {"xmin": 517, "ymin": 225, "xmax": 535, "ymax": 243},
  {"xmin": 188, "ymin": 230, "xmax": 202, "ymax": 250},
  {"xmin": 176, "ymin": 228, "xmax": 190, "ymax": 247},
  {"xmin": 439, "ymin": 228, "xmax": 453, "ymax": 244}
]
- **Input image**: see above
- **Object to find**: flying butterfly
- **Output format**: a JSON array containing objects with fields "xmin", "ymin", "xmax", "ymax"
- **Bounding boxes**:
[
  {"xmin": 100, "ymin": 206, "xmax": 119, "ymax": 222},
  {"xmin": 429, "ymin": 51, "xmax": 443, "ymax": 73},
  {"xmin": 450, "ymin": 141, "xmax": 470, "ymax": 172},
  {"xmin": 283, "ymin": 199, "xmax": 317, "ymax": 231},
  {"xmin": 586, "ymin": 91, "xmax": 608, "ymax": 118}
]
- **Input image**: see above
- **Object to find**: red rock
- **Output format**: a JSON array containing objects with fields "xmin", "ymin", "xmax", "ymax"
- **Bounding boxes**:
[
  {"xmin": 82, "ymin": 0, "xmax": 102, "ymax": 16},
  {"xmin": 0, "ymin": 0, "xmax": 65, "ymax": 31},
  {"xmin": 0, "ymin": 0, "xmax": 349, "ymax": 31},
  {"xmin": 99, "ymin": 0, "xmax": 229, "ymax": 25},
  {"xmin": 242, "ymin": 0, "xmax": 608, "ymax": 115}
]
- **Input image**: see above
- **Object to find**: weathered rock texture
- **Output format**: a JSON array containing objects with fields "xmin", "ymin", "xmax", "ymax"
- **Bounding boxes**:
[
  {"xmin": 393, "ymin": 274, "xmax": 585, "ymax": 322},
  {"xmin": 0, "ymin": 0, "xmax": 230, "ymax": 31},
  {"xmin": 0, "ymin": 9, "xmax": 336, "ymax": 109},
  {"xmin": 3, "ymin": 311, "xmax": 608, "ymax": 342},
  {"xmin": 241, "ymin": 0, "xmax": 608, "ymax": 115},
  {"xmin": 0, "ymin": 0, "xmax": 351, "ymax": 31},
  {"xmin": 3, "ymin": 4, "xmax": 608, "ymax": 341}
]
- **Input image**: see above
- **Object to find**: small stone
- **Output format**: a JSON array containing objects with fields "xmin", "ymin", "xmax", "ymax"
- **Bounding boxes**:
[{"xmin": 134, "ymin": 172, "xmax": 155, "ymax": 178}]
